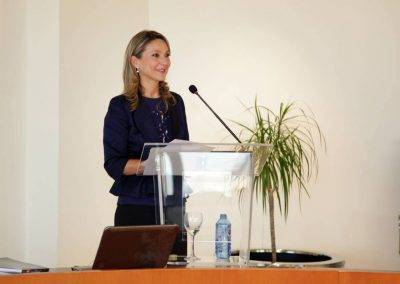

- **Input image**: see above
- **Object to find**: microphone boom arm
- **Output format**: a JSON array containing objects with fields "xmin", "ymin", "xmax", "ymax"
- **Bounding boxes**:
[{"xmin": 193, "ymin": 91, "xmax": 242, "ymax": 144}]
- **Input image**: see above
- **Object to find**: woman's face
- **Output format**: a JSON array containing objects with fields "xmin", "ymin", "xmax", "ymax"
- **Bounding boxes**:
[{"xmin": 132, "ymin": 39, "xmax": 171, "ymax": 84}]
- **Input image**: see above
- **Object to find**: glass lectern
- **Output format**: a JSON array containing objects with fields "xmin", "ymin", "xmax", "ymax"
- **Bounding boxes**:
[{"xmin": 139, "ymin": 142, "xmax": 269, "ymax": 266}]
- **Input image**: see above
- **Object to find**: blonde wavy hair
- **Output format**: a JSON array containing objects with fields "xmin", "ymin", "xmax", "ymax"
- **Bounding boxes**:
[{"xmin": 122, "ymin": 30, "xmax": 175, "ymax": 111}]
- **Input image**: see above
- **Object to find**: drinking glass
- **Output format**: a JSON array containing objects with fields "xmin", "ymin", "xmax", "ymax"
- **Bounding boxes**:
[{"xmin": 184, "ymin": 212, "xmax": 203, "ymax": 262}]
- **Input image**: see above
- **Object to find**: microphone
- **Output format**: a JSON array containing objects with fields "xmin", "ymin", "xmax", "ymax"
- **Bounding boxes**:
[{"xmin": 188, "ymin": 85, "xmax": 242, "ymax": 143}]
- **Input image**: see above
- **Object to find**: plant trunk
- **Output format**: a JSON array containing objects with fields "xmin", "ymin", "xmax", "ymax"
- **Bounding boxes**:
[{"xmin": 268, "ymin": 187, "xmax": 277, "ymax": 263}]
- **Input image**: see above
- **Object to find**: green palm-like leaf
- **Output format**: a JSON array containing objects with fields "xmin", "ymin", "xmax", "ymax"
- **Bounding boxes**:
[{"xmin": 233, "ymin": 98, "xmax": 325, "ymax": 263}]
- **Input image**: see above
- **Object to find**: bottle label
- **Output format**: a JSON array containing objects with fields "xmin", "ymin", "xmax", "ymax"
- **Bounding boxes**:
[{"xmin": 215, "ymin": 223, "xmax": 231, "ymax": 260}]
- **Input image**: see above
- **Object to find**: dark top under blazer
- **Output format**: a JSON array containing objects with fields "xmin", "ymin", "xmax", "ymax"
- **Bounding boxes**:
[{"xmin": 103, "ymin": 92, "xmax": 189, "ymax": 203}]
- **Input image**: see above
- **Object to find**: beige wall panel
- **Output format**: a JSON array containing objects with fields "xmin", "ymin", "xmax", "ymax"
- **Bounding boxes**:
[
  {"xmin": 0, "ymin": 0, "xmax": 27, "ymax": 261},
  {"xmin": 25, "ymin": 0, "xmax": 59, "ymax": 267},
  {"xmin": 59, "ymin": 0, "xmax": 148, "ymax": 266}
]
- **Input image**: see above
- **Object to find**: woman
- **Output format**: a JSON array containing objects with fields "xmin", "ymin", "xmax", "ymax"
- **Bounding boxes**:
[{"xmin": 103, "ymin": 30, "xmax": 189, "ymax": 227}]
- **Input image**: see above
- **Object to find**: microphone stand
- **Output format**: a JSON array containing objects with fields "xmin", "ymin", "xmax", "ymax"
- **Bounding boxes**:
[{"xmin": 189, "ymin": 85, "xmax": 242, "ymax": 144}]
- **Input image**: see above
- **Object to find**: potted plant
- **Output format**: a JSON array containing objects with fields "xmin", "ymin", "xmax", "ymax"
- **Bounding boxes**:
[{"xmin": 235, "ymin": 99, "xmax": 333, "ymax": 265}]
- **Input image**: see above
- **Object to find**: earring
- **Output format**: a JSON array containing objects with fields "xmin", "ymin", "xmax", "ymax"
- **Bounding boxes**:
[{"xmin": 135, "ymin": 67, "xmax": 139, "ymax": 74}]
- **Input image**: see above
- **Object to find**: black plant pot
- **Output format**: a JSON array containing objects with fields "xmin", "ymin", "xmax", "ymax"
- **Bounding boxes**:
[{"xmin": 232, "ymin": 249, "xmax": 345, "ymax": 268}]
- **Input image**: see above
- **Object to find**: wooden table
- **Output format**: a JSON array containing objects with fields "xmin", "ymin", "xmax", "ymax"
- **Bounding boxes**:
[{"xmin": 1, "ymin": 267, "xmax": 400, "ymax": 284}]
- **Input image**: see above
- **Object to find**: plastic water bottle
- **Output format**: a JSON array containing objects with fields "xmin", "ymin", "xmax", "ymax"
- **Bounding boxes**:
[{"xmin": 215, "ymin": 213, "xmax": 231, "ymax": 261}]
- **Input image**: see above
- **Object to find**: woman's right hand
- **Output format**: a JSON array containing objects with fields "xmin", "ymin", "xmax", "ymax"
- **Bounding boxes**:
[
  {"xmin": 136, "ymin": 161, "xmax": 145, "ymax": 175},
  {"xmin": 123, "ymin": 159, "xmax": 144, "ymax": 176}
]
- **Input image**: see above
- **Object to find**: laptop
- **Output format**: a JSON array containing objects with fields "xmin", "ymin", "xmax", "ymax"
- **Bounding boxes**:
[
  {"xmin": 0, "ymin": 258, "xmax": 49, "ymax": 274},
  {"xmin": 73, "ymin": 225, "xmax": 179, "ymax": 270}
]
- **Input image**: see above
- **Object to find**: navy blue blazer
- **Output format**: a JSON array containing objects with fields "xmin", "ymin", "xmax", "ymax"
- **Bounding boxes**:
[{"xmin": 103, "ymin": 92, "xmax": 189, "ymax": 203}]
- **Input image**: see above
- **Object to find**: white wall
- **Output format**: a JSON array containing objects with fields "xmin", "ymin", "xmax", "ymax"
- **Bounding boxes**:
[
  {"xmin": 59, "ymin": 0, "xmax": 148, "ymax": 266},
  {"xmin": 0, "ymin": 0, "xmax": 27, "ymax": 261},
  {"xmin": 149, "ymin": 0, "xmax": 400, "ymax": 270}
]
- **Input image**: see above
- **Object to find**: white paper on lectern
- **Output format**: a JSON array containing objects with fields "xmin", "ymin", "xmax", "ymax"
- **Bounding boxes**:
[
  {"xmin": 143, "ymin": 152, "xmax": 251, "ymax": 176},
  {"xmin": 141, "ymin": 140, "xmax": 213, "ymax": 176},
  {"xmin": 165, "ymin": 139, "xmax": 214, "ymax": 152}
]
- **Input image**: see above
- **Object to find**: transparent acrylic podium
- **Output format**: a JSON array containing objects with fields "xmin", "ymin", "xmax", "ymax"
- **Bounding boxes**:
[{"xmin": 139, "ymin": 142, "xmax": 269, "ymax": 267}]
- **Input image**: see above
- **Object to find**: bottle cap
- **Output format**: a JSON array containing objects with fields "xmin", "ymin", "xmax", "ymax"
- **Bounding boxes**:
[{"xmin": 220, "ymin": 213, "xmax": 227, "ymax": 219}]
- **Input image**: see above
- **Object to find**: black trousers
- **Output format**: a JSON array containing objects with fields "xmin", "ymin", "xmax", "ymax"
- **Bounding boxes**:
[
  {"xmin": 114, "ymin": 204, "xmax": 157, "ymax": 226},
  {"xmin": 114, "ymin": 204, "xmax": 187, "ymax": 255}
]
